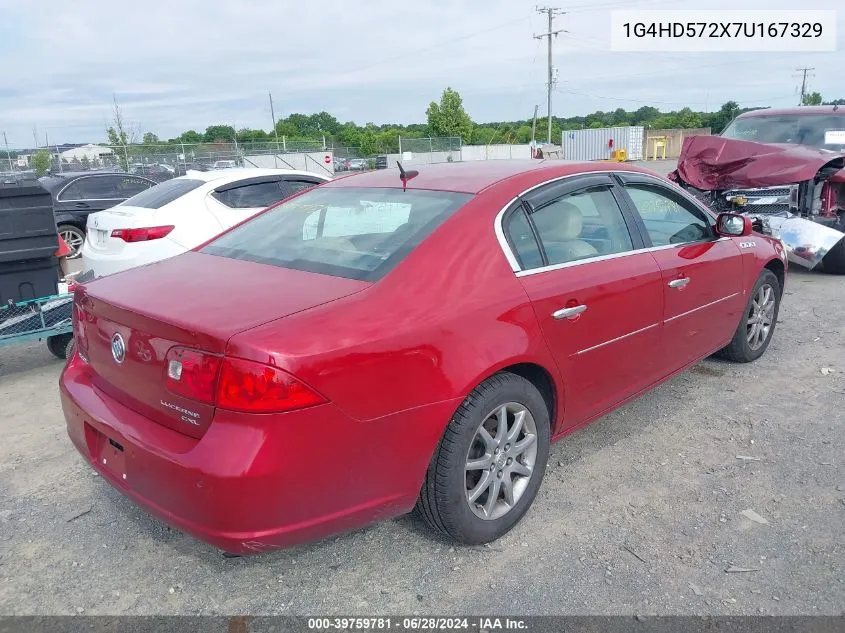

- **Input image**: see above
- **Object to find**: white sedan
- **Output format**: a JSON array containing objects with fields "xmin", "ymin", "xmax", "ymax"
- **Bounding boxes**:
[{"xmin": 81, "ymin": 168, "xmax": 329, "ymax": 277}]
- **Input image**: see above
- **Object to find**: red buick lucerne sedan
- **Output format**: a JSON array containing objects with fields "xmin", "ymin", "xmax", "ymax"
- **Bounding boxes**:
[{"xmin": 60, "ymin": 160, "xmax": 788, "ymax": 554}]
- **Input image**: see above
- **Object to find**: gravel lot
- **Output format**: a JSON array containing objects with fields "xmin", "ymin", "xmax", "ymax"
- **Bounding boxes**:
[{"xmin": 1, "ymin": 267, "xmax": 843, "ymax": 616}]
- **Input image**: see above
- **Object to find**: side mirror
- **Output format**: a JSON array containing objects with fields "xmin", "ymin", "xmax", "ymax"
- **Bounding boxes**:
[{"xmin": 716, "ymin": 212, "xmax": 752, "ymax": 237}]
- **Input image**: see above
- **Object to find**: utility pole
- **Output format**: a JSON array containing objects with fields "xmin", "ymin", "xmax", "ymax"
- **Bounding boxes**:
[
  {"xmin": 534, "ymin": 6, "xmax": 565, "ymax": 145},
  {"xmin": 269, "ymin": 91, "xmax": 281, "ymax": 153},
  {"xmin": 3, "ymin": 132, "xmax": 13, "ymax": 171},
  {"xmin": 530, "ymin": 105, "xmax": 539, "ymax": 149},
  {"xmin": 794, "ymin": 66, "xmax": 815, "ymax": 105}
]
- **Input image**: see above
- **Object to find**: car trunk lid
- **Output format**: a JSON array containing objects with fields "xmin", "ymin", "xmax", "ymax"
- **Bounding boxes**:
[{"xmin": 77, "ymin": 251, "xmax": 370, "ymax": 438}]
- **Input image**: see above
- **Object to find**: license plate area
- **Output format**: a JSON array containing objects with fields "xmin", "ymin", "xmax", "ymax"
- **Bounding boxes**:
[
  {"xmin": 95, "ymin": 229, "xmax": 108, "ymax": 246},
  {"xmin": 84, "ymin": 422, "xmax": 128, "ymax": 484}
]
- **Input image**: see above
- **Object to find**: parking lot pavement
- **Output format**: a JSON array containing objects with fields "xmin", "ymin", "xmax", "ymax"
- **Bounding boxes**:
[{"xmin": 1, "ymin": 268, "xmax": 843, "ymax": 616}]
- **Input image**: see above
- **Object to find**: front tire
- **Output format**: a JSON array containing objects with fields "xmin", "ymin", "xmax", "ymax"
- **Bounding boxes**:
[
  {"xmin": 717, "ymin": 269, "xmax": 781, "ymax": 363},
  {"xmin": 821, "ymin": 218, "xmax": 845, "ymax": 275},
  {"xmin": 416, "ymin": 372, "xmax": 550, "ymax": 545}
]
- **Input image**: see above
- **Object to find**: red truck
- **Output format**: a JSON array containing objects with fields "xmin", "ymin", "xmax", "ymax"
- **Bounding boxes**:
[{"xmin": 670, "ymin": 105, "xmax": 845, "ymax": 274}]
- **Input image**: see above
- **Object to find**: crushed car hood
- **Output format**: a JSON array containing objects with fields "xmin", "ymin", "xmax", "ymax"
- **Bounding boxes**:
[{"xmin": 671, "ymin": 136, "xmax": 845, "ymax": 190}]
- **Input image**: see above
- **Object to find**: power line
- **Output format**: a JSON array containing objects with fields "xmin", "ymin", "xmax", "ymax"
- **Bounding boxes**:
[{"xmin": 534, "ymin": 6, "xmax": 565, "ymax": 144}]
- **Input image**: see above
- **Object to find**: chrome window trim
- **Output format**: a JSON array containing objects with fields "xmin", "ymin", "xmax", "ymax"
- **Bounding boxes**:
[
  {"xmin": 664, "ymin": 292, "xmax": 740, "ymax": 323},
  {"xmin": 575, "ymin": 322, "xmax": 659, "ymax": 356},
  {"xmin": 494, "ymin": 169, "xmax": 721, "ymax": 276},
  {"xmin": 514, "ymin": 238, "xmax": 730, "ymax": 278}
]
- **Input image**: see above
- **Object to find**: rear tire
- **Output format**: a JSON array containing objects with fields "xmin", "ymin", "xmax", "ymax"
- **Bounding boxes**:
[
  {"xmin": 416, "ymin": 372, "xmax": 550, "ymax": 545},
  {"xmin": 47, "ymin": 333, "xmax": 74, "ymax": 360},
  {"xmin": 821, "ymin": 217, "xmax": 845, "ymax": 275},
  {"xmin": 716, "ymin": 269, "xmax": 781, "ymax": 363},
  {"xmin": 58, "ymin": 224, "xmax": 85, "ymax": 259}
]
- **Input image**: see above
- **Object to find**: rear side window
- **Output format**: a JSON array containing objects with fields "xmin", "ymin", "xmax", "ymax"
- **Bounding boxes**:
[
  {"xmin": 202, "ymin": 187, "xmax": 471, "ymax": 281},
  {"xmin": 286, "ymin": 180, "xmax": 321, "ymax": 196},
  {"xmin": 212, "ymin": 180, "xmax": 288, "ymax": 209},
  {"xmin": 119, "ymin": 178, "xmax": 204, "ymax": 209}
]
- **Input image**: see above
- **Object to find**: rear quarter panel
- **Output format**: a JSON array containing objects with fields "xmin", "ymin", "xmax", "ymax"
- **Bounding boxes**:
[{"xmin": 224, "ymin": 185, "xmax": 563, "ymax": 428}]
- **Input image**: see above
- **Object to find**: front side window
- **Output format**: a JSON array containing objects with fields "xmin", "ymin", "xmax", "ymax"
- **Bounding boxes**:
[
  {"xmin": 202, "ymin": 187, "xmax": 471, "ymax": 281},
  {"xmin": 624, "ymin": 184, "xmax": 713, "ymax": 247},
  {"xmin": 57, "ymin": 179, "xmax": 86, "ymax": 201},
  {"xmin": 527, "ymin": 186, "xmax": 634, "ymax": 267}
]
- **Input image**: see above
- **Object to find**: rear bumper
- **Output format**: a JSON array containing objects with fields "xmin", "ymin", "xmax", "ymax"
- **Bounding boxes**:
[{"xmin": 60, "ymin": 356, "xmax": 458, "ymax": 554}]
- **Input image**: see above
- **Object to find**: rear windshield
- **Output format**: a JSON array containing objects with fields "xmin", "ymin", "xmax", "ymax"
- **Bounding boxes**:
[
  {"xmin": 722, "ymin": 114, "xmax": 845, "ymax": 151},
  {"xmin": 118, "ymin": 178, "xmax": 204, "ymax": 209},
  {"xmin": 201, "ymin": 187, "xmax": 472, "ymax": 281}
]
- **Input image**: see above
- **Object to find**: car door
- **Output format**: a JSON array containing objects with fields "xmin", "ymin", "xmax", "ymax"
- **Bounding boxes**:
[
  {"xmin": 615, "ymin": 174, "xmax": 745, "ymax": 370},
  {"xmin": 504, "ymin": 174, "xmax": 665, "ymax": 429}
]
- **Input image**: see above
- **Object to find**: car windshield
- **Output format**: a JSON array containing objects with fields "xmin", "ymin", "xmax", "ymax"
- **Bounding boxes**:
[
  {"xmin": 118, "ymin": 178, "xmax": 204, "ymax": 209},
  {"xmin": 201, "ymin": 186, "xmax": 472, "ymax": 281},
  {"xmin": 722, "ymin": 114, "xmax": 845, "ymax": 151}
]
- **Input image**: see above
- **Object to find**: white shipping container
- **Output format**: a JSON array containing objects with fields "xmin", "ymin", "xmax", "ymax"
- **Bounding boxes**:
[{"xmin": 561, "ymin": 127, "xmax": 645, "ymax": 161}]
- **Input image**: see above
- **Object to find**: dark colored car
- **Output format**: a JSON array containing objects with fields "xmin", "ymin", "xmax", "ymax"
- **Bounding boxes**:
[
  {"xmin": 62, "ymin": 161, "xmax": 786, "ymax": 554},
  {"xmin": 38, "ymin": 172, "xmax": 157, "ymax": 257},
  {"xmin": 671, "ymin": 106, "xmax": 845, "ymax": 273}
]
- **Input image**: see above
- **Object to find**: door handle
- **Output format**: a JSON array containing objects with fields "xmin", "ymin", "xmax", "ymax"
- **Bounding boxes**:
[
  {"xmin": 553, "ymin": 305, "xmax": 587, "ymax": 320},
  {"xmin": 74, "ymin": 202, "xmax": 90, "ymax": 208},
  {"xmin": 668, "ymin": 278, "xmax": 690, "ymax": 289}
]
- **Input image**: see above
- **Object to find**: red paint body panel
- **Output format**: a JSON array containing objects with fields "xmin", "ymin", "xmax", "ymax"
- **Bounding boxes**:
[
  {"xmin": 650, "ymin": 239, "xmax": 745, "ymax": 368},
  {"xmin": 673, "ymin": 136, "xmax": 845, "ymax": 190},
  {"xmin": 60, "ymin": 160, "xmax": 787, "ymax": 554},
  {"xmin": 518, "ymin": 253, "xmax": 664, "ymax": 427}
]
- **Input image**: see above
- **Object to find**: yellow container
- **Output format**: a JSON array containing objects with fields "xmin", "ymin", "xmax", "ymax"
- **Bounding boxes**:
[{"xmin": 615, "ymin": 148, "xmax": 627, "ymax": 162}]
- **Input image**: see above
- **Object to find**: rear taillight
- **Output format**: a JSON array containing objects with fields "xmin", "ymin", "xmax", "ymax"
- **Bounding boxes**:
[
  {"xmin": 73, "ymin": 303, "xmax": 89, "ymax": 362},
  {"xmin": 164, "ymin": 348, "xmax": 325, "ymax": 413},
  {"xmin": 217, "ymin": 358, "xmax": 326, "ymax": 413},
  {"xmin": 111, "ymin": 225, "xmax": 174, "ymax": 242},
  {"xmin": 164, "ymin": 348, "xmax": 222, "ymax": 405}
]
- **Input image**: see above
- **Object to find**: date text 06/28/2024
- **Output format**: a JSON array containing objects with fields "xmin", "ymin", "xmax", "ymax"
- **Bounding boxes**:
[
  {"xmin": 306, "ymin": 617, "xmax": 528, "ymax": 631},
  {"xmin": 610, "ymin": 10, "xmax": 836, "ymax": 52}
]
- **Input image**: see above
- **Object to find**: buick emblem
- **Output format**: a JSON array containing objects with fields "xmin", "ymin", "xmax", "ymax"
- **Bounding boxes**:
[{"xmin": 111, "ymin": 333, "xmax": 126, "ymax": 364}]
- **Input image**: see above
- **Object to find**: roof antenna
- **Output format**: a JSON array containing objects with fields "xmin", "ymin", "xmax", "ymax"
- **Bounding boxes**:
[{"xmin": 396, "ymin": 161, "xmax": 418, "ymax": 191}]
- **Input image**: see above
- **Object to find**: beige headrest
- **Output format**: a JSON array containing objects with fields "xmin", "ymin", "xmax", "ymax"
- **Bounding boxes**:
[{"xmin": 534, "ymin": 201, "xmax": 584, "ymax": 241}]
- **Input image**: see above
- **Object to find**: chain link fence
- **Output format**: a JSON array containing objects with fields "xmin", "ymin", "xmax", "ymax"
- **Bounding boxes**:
[{"xmin": 9, "ymin": 136, "xmax": 465, "ymax": 180}]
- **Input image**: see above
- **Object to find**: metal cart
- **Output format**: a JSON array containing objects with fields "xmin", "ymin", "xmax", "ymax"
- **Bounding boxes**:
[{"xmin": 0, "ymin": 292, "xmax": 74, "ymax": 359}]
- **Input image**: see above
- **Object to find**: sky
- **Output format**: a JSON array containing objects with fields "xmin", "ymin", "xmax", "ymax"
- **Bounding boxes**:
[{"xmin": 0, "ymin": 0, "xmax": 842, "ymax": 147}]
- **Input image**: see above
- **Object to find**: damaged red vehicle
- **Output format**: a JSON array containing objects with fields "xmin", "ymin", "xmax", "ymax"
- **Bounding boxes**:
[{"xmin": 670, "ymin": 105, "xmax": 845, "ymax": 274}]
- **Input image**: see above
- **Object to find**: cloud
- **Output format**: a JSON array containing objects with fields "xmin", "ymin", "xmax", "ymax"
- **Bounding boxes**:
[{"xmin": 0, "ymin": 0, "xmax": 841, "ymax": 145}]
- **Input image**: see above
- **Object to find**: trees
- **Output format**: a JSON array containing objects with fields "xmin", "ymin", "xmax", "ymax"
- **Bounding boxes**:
[
  {"xmin": 31, "ymin": 150, "xmax": 51, "ymax": 176},
  {"xmin": 426, "ymin": 88, "xmax": 473, "ymax": 143},
  {"xmin": 802, "ymin": 92, "xmax": 823, "ymax": 106},
  {"xmin": 203, "ymin": 125, "xmax": 235, "ymax": 143}
]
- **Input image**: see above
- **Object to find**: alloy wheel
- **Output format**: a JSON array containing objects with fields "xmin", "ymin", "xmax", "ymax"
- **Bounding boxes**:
[
  {"xmin": 60, "ymin": 228, "xmax": 84, "ymax": 258},
  {"xmin": 746, "ymin": 283, "xmax": 775, "ymax": 351},
  {"xmin": 464, "ymin": 402, "xmax": 538, "ymax": 521}
]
